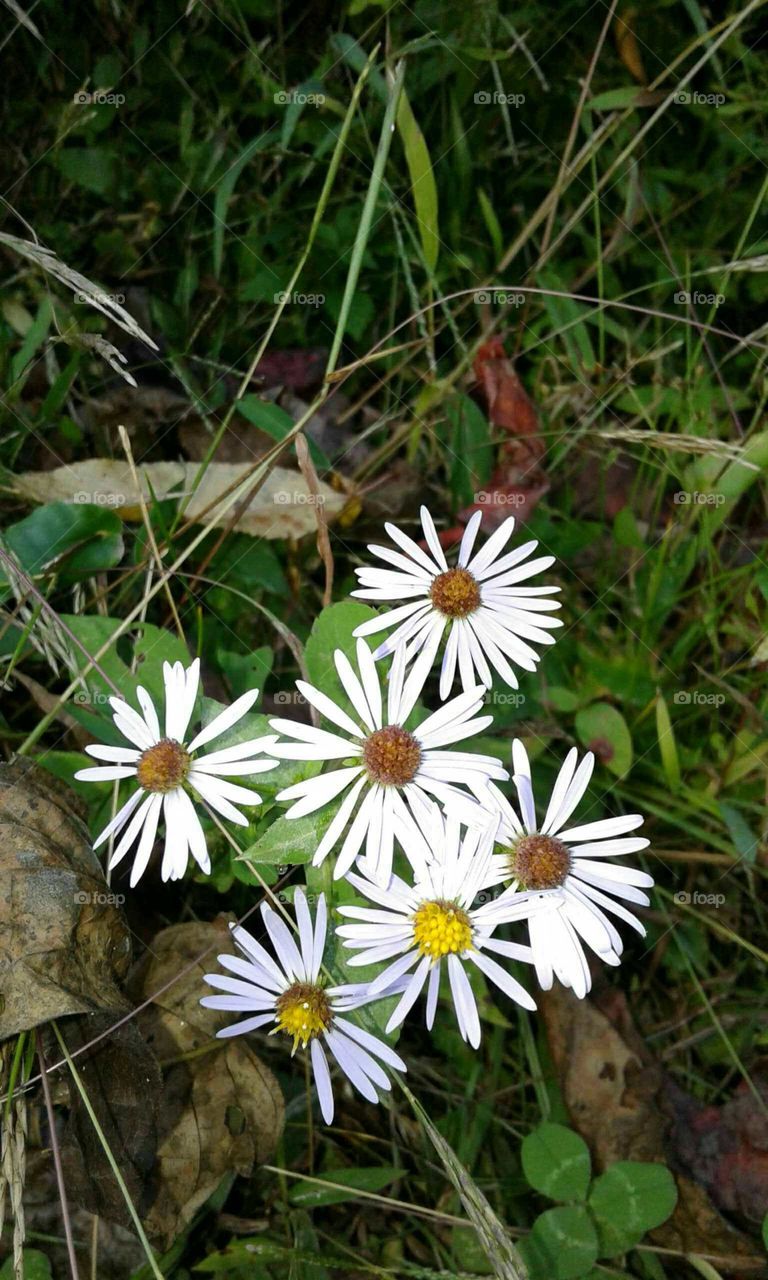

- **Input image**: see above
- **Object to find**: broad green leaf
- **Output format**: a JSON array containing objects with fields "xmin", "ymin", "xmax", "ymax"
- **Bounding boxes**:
[
  {"xmin": 717, "ymin": 801, "xmax": 759, "ymax": 862},
  {"xmin": 58, "ymin": 615, "xmax": 191, "ymax": 744},
  {"xmin": 655, "ymin": 693, "xmax": 681, "ymax": 791},
  {"xmin": 288, "ymin": 1165, "xmax": 401, "ymax": 1207},
  {"xmin": 303, "ymin": 601, "xmax": 379, "ymax": 717},
  {"xmin": 519, "ymin": 1206, "xmax": 598, "ymax": 1280},
  {"xmin": 239, "ymin": 804, "xmax": 337, "ymax": 866},
  {"xmin": 444, "ymin": 393, "xmax": 493, "ymax": 508},
  {"xmin": 521, "ymin": 1123, "xmax": 592, "ymax": 1202},
  {"xmin": 588, "ymin": 1161, "xmax": 677, "ymax": 1257},
  {"xmin": 0, "ymin": 1250, "xmax": 53, "ymax": 1280},
  {"xmin": 687, "ymin": 430, "xmax": 768, "ymax": 535},
  {"xmin": 574, "ymin": 702, "xmax": 633, "ymax": 778},
  {"xmin": 396, "ymin": 87, "xmax": 439, "ymax": 272},
  {"xmin": 198, "ymin": 698, "xmax": 314, "ymax": 795},
  {"xmin": 238, "ymin": 396, "xmax": 330, "ymax": 471},
  {"xmin": 0, "ymin": 502, "xmax": 123, "ymax": 600},
  {"xmin": 762, "ymin": 1210, "xmax": 768, "ymax": 1250},
  {"xmin": 54, "ymin": 146, "xmax": 117, "ymax": 194}
]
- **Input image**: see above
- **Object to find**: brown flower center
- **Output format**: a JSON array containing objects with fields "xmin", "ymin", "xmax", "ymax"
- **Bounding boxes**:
[
  {"xmin": 136, "ymin": 738, "xmax": 191, "ymax": 793},
  {"xmin": 275, "ymin": 982, "xmax": 332, "ymax": 1050},
  {"xmin": 509, "ymin": 834, "xmax": 571, "ymax": 890},
  {"xmin": 363, "ymin": 726, "xmax": 422, "ymax": 786},
  {"xmin": 429, "ymin": 567, "xmax": 481, "ymax": 618}
]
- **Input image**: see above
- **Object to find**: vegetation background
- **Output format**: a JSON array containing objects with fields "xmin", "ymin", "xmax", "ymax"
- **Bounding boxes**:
[{"xmin": 1, "ymin": 0, "xmax": 767, "ymax": 1277}]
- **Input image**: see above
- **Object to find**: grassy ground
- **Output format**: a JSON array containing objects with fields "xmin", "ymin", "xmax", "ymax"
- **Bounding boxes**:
[{"xmin": 1, "ymin": 1, "xmax": 768, "ymax": 1277}]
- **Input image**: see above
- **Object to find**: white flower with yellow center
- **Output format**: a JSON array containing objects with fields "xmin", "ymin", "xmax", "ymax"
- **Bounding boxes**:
[
  {"xmin": 201, "ymin": 889, "xmax": 406, "ymax": 1124},
  {"xmin": 75, "ymin": 659, "xmax": 276, "ymax": 886},
  {"xmin": 477, "ymin": 739, "xmax": 653, "ymax": 999},
  {"xmin": 336, "ymin": 811, "xmax": 536, "ymax": 1048},
  {"xmin": 269, "ymin": 639, "xmax": 507, "ymax": 885},
  {"xmin": 351, "ymin": 506, "xmax": 562, "ymax": 700}
]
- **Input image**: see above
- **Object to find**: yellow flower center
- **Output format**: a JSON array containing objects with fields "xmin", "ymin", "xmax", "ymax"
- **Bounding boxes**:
[
  {"xmin": 274, "ymin": 982, "xmax": 332, "ymax": 1051},
  {"xmin": 508, "ymin": 834, "xmax": 571, "ymax": 890},
  {"xmin": 136, "ymin": 738, "xmax": 191, "ymax": 793},
  {"xmin": 413, "ymin": 899, "xmax": 473, "ymax": 959},
  {"xmin": 363, "ymin": 726, "xmax": 422, "ymax": 786},
  {"xmin": 429, "ymin": 567, "xmax": 481, "ymax": 619}
]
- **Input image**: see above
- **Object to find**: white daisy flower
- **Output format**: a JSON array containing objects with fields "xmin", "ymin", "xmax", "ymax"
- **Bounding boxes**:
[
  {"xmin": 336, "ymin": 810, "xmax": 537, "ymax": 1049},
  {"xmin": 269, "ymin": 638, "xmax": 507, "ymax": 885},
  {"xmin": 201, "ymin": 889, "xmax": 406, "ymax": 1124},
  {"xmin": 75, "ymin": 659, "xmax": 276, "ymax": 886},
  {"xmin": 477, "ymin": 739, "xmax": 653, "ymax": 999},
  {"xmin": 351, "ymin": 506, "xmax": 562, "ymax": 699}
]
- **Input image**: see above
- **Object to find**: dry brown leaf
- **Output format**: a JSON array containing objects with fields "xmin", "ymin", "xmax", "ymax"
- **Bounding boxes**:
[
  {"xmin": 60, "ymin": 1016, "xmax": 162, "ymax": 1226},
  {"xmin": 15, "ymin": 459, "xmax": 347, "ymax": 540},
  {"xmin": 0, "ymin": 760, "xmax": 132, "ymax": 1041},
  {"xmin": 128, "ymin": 921, "xmax": 284, "ymax": 1247},
  {"xmin": 615, "ymin": 9, "xmax": 647, "ymax": 85}
]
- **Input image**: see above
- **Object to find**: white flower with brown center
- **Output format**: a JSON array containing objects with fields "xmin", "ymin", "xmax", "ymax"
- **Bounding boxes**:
[
  {"xmin": 201, "ymin": 889, "xmax": 406, "ymax": 1124},
  {"xmin": 269, "ymin": 639, "xmax": 507, "ymax": 885},
  {"xmin": 336, "ymin": 809, "xmax": 537, "ymax": 1048},
  {"xmin": 477, "ymin": 739, "xmax": 653, "ymax": 998},
  {"xmin": 351, "ymin": 506, "xmax": 562, "ymax": 700},
  {"xmin": 75, "ymin": 659, "xmax": 276, "ymax": 886}
]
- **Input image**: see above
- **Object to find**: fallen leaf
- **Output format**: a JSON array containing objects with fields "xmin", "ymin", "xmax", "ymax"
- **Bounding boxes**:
[
  {"xmin": 60, "ymin": 1016, "xmax": 162, "ymax": 1226},
  {"xmin": 127, "ymin": 921, "xmax": 284, "ymax": 1247},
  {"xmin": 458, "ymin": 340, "xmax": 548, "ymax": 531},
  {"xmin": 615, "ymin": 10, "xmax": 647, "ymax": 85},
  {"xmin": 0, "ymin": 760, "xmax": 132, "ymax": 1041},
  {"xmin": 15, "ymin": 460, "xmax": 348, "ymax": 540}
]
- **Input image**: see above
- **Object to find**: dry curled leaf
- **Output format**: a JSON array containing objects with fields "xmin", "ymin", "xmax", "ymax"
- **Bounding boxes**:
[
  {"xmin": 127, "ymin": 921, "xmax": 284, "ymax": 1248},
  {"xmin": 0, "ymin": 760, "xmax": 132, "ymax": 1041},
  {"xmin": 458, "ymin": 339, "xmax": 548, "ymax": 531},
  {"xmin": 15, "ymin": 459, "xmax": 347, "ymax": 540}
]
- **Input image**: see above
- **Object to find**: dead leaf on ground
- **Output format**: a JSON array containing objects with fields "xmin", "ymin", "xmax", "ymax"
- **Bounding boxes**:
[
  {"xmin": 15, "ymin": 459, "xmax": 348, "ymax": 540},
  {"xmin": 0, "ymin": 759, "xmax": 132, "ymax": 1041},
  {"xmin": 457, "ymin": 339, "xmax": 549, "ymax": 532},
  {"xmin": 60, "ymin": 1016, "xmax": 162, "ymax": 1227},
  {"xmin": 540, "ymin": 983, "xmax": 761, "ymax": 1262},
  {"xmin": 127, "ymin": 921, "xmax": 284, "ymax": 1248}
]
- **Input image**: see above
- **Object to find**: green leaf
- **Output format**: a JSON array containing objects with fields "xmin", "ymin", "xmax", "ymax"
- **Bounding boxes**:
[
  {"xmin": 212, "ymin": 134, "xmax": 272, "ymax": 278},
  {"xmin": 544, "ymin": 686, "xmax": 584, "ymax": 713},
  {"xmin": 762, "ymin": 1210, "xmax": 768, "ymax": 1250},
  {"xmin": 198, "ymin": 698, "xmax": 312, "ymax": 796},
  {"xmin": 588, "ymin": 1161, "xmax": 677, "ymax": 1257},
  {"xmin": 521, "ymin": 1123, "xmax": 592, "ymax": 1202},
  {"xmin": 655, "ymin": 693, "xmax": 681, "ymax": 791},
  {"xmin": 519, "ymin": 1206, "xmax": 599, "ymax": 1280},
  {"xmin": 59, "ymin": 615, "xmax": 192, "ymax": 744},
  {"xmin": 396, "ymin": 86, "xmax": 439, "ymax": 272},
  {"xmin": 287, "ymin": 1165, "xmax": 401, "ymax": 1207},
  {"xmin": 0, "ymin": 1250, "xmax": 53, "ymax": 1280},
  {"xmin": 239, "ymin": 804, "xmax": 337, "ymax": 866},
  {"xmin": 303, "ymin": 601, "xmax": 379, "ymax": 717},
  {"xmin": 0, "ymin": 501, "xmax": 123, "ymax": 599},
  {"xmin": 574, "ymin": 702, "xmax": 633, "ymax": 778},
  {"xmin": 54, "ymin": 146, "xmax": 117, "ymax": 195},
  {"xmin": 238, "ymin": 396, "xmax": 330, "ymax": 471},
  {"xmin": 443, "ymin": 393, "xmax": 493, "ymax": 507}
]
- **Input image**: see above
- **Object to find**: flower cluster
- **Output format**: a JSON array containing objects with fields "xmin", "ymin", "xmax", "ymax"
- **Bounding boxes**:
[{"xmin": 77, "ymin": 509, "xmax": 653, "ymax": 1124}]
